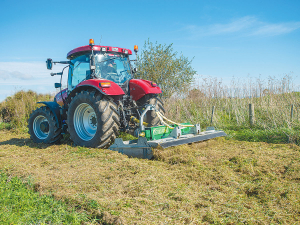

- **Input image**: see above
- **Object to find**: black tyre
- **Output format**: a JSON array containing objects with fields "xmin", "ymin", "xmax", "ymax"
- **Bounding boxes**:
[
  {"xmin": 28, "ymin": 106, "xmax": 62, "ymax": 143},
  {"xmin": 137, "ymin": 95, "xmax": 165, "ymax": 127},
  {"xmin": 67, "ymin": 91, "xmax": 120, "ymax": 148}
]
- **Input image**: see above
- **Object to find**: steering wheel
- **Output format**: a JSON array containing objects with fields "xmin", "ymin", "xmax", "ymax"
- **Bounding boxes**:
[{"xmin": 106, "ymin": 72, "xmax": 118, "ymax": 82}]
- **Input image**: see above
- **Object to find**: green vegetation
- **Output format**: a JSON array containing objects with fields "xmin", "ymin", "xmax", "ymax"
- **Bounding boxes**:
[
  {"xmin": 0, "ymin": 90, "xmax": 52, "ymax": 130},
  {"xmin": 1, "ymin": 74, "xmax": 300, "ymax": 223},
  {"xmin": 165, "ymin": 75, "xmax": 300, "ymax": 145},
  {"xmin": 0, "ymin": 131, "xmax": 299, "ymax": 224},
  {"xmin": 0, "ymin": 173, "xmax": 91, "ymax": 224},
  {"xmin": 0, "ymin": 74, "xmax": 299, "ymax": 146},
  {"xmin": 2, "ymin": 76, "xmax": 298, "ymax": 145},
  {"xmin": 0, "ymin": 122, "xmax": 11, "ymax": 130},
  {"xmin": 136, "ymin": 39, "xmax": 196, "ymax": 98}
]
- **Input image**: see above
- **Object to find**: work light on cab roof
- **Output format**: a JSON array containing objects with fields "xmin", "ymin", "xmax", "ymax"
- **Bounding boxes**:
[
  {"xmin": 66, "ymin": 41, "xmax": 133, "ymax": 59},
  {"xmin": 29, "ymin": 38, "xmax": 226, "ymax": 160}
]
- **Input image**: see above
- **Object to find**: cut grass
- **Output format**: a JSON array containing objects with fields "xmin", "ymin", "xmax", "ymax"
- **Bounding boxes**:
[{"xmin": 0, "ymin": 130, "xmax": 300, "ymax": 224}]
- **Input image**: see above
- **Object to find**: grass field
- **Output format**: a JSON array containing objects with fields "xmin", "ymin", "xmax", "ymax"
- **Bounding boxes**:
[
  {"xmin": 0, "ymin": 130, "xmax": 299, "ymax": 224},
  {"xmin": 1, "ymin": 76, "xmax": 300, "ymax": 224}
]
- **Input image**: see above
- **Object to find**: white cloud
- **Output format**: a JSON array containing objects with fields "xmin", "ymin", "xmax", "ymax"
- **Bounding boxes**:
[
  {"xmin": 250, "ymin": 22, "xmax": 300, "ymax": 36},
  {"xmin": 184, "ymin": 16, "xmax": 300, "ymax": 38},
  {"xmin": 0, "ymin": 62, "xmax": 67, "ymax": 102},
  {"xmin": 0, "ymin": 70, "xmax": 33, "ymax": 80},
  {"xmin": 207, "ymin": 16, "xmax": 256, "ymax": 35}
]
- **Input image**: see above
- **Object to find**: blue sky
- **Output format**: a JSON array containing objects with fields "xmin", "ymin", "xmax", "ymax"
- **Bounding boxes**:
[{"xmin": 0, "ymin": 0, "xmax": 300, "ymax": 101}]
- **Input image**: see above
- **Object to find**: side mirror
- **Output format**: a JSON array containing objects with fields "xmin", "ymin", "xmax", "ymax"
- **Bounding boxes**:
[
  {"xmin": 54, "ymin": 83, "xmax": 61, "ymax": 88},
  {"xmin": 132, "ymin": 68, "xmax": 137, "ymax": 73},
  {"xmin": 46, "ymin": 58, "xmax": 53, "ymax": 70}
]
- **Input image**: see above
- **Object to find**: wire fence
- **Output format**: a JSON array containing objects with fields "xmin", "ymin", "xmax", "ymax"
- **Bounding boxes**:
[{"xmin": 164, "ymin": 75, "xmax": 300, "ymax": 130}]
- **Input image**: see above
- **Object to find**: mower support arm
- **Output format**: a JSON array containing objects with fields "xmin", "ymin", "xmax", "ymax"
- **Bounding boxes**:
[{"xmin": 139, "ymin": 105, "xmax": 156, "ymax": 131}]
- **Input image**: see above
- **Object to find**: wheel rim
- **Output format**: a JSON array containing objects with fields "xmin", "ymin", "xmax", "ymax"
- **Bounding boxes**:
[
  {"xmin": 33, "ymin": 115, "xmax": 49, "ymax": 140},
  {"xmin": 74, "ymin": 103, "xmax": 97, "ymax": 141}
]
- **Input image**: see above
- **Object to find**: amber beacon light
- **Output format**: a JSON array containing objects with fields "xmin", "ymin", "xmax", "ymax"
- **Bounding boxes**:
[{"xmin": 89, "ymin": 39, "xmax": 95, "ymax": 46}]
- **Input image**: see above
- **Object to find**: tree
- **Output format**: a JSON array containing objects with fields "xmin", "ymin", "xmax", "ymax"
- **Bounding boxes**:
[{"xmin": 136, "ymin": 40, "xmax": 196, "ymax": 98}]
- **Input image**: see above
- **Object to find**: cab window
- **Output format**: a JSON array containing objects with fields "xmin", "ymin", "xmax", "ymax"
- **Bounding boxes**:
[{"xmin": 69, "ymin": 54, "xmax": 90, "ymax": 88}]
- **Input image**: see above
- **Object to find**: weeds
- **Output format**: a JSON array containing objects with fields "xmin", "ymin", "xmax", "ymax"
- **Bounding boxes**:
[
  {"xmin": 164, "ymin": 74, "xmax": 300, "ymax": 144},
  {"xmin": 0, "ymin": 172, "xmax": 90, "ymax": 224},
  {"xmin": 0, "ymin": 122, "xmax": 11, "ymax": 130}
]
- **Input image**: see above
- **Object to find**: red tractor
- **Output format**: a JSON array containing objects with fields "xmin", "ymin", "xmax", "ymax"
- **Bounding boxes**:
[
  {"xmin": 28, "ymin": 39, "xmax": 165, "ymax": 148},
  {"xmin": 29, "ymin": 39, "xmax": 226, "ymax": 158}
]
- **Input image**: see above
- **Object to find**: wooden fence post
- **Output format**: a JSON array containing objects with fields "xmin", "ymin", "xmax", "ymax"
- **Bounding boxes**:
[
  {"xmin": 210, "ymin": 106, "xmax": 215, "ymax": 125},
  {"xmin": 291, "ymin": 104, "xmax": 294, "ymax": 122},
  {"xmin": 249, "ymin": 103, "xmax": 255, "ymax": 126}
]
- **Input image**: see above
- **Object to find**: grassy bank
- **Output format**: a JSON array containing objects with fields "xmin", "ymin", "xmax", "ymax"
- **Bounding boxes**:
[{"xmin": 0, "ymin": 130, "xmax": 299, "ymax": 224}]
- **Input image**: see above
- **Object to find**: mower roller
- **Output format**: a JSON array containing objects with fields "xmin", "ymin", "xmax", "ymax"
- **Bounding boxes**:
[{"xmin": 28, "ymin": 39, "xmax": 226, "ymax": 159}]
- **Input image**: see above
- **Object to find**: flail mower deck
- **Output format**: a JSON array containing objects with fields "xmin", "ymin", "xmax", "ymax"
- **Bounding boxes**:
[
  {"xmin": 110, "ymin": 126, "xmax": 226, "ymax": 159},
  {"xmin": 109, "ymin": 105, "xmax": 226, "ymax": 159}
]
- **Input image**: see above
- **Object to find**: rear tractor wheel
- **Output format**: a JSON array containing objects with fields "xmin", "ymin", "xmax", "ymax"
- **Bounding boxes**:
[
  {"xmin": 67, "ymin": 91, "xmax": 120, "ymax": 148},
  {"xmin": 137, "ymin": 95, "xmax": 165, "ymax": 127},
  {"xmin": 28, "ymin": 106, "xmax": 62, "ymax": 143}
]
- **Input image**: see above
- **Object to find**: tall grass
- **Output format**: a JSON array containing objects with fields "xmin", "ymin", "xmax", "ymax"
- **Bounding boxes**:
[
  {"xmin": 164, "ymin": 74, "xmax": 300, "ymax": 144},
  {"xmin": 1, "ymin": 75, "xmax": 300, "ymax": 144},
  {"xmin": 0, "ymin": 90, "xmax": 52, "ymax": 130}
]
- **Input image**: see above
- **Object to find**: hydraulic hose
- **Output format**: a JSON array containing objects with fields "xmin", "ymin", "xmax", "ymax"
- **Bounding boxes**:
[{"xmin": 155, "ymin": 110, "xmax": 194, "ymax": 129}]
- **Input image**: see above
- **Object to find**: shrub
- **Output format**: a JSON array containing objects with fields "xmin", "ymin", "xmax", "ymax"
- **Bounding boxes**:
[{"xmin": 0, "ymin": 90, "xmax": 52, "ymax": 129}]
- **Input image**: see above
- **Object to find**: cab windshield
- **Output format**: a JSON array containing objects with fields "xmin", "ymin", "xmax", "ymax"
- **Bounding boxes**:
[{"xmin": 95, "ymin": 53, "xmax": 132, "ymax": 84}]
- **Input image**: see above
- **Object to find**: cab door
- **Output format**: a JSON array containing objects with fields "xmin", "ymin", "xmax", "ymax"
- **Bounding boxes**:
[{"xmin": 68, "ymin": 54, "xmax": 91, "ymax": 91}]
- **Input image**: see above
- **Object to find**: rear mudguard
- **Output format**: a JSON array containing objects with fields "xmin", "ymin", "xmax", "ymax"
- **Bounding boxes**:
[
  {"xmin": 129, "ymin": 79, "xmax": 162, "ymax": 101},
  {"xmin": 37, "ymin": 101, "xmax": 62, "ymax": 128}
]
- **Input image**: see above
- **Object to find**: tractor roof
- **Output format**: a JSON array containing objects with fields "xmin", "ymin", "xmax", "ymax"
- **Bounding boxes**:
[{"xmin": 67, "ymin": 45, "xmax": 132, "ymax": 59}]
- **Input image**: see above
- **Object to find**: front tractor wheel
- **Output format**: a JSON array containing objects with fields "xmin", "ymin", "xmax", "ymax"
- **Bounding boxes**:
[
  {"xmin": 28, "ymin": 106, "xmax": 62, "ymax": 143},
  {"xmin": 67, "ymin": 91, "xmax": 120, "ymax": 148}
]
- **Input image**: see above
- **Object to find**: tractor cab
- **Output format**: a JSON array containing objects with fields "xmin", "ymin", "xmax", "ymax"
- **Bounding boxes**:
[
  {"xmin": 47, "ymin": 40, "xmax": 136, "ymax": 106},
  {"xmin": 66, "ymin": 41, "xmax": 134, "ymax": 92},
  {"xmin": 68, "ymin": 51, "xmax": 133, "ymax": 91}
]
